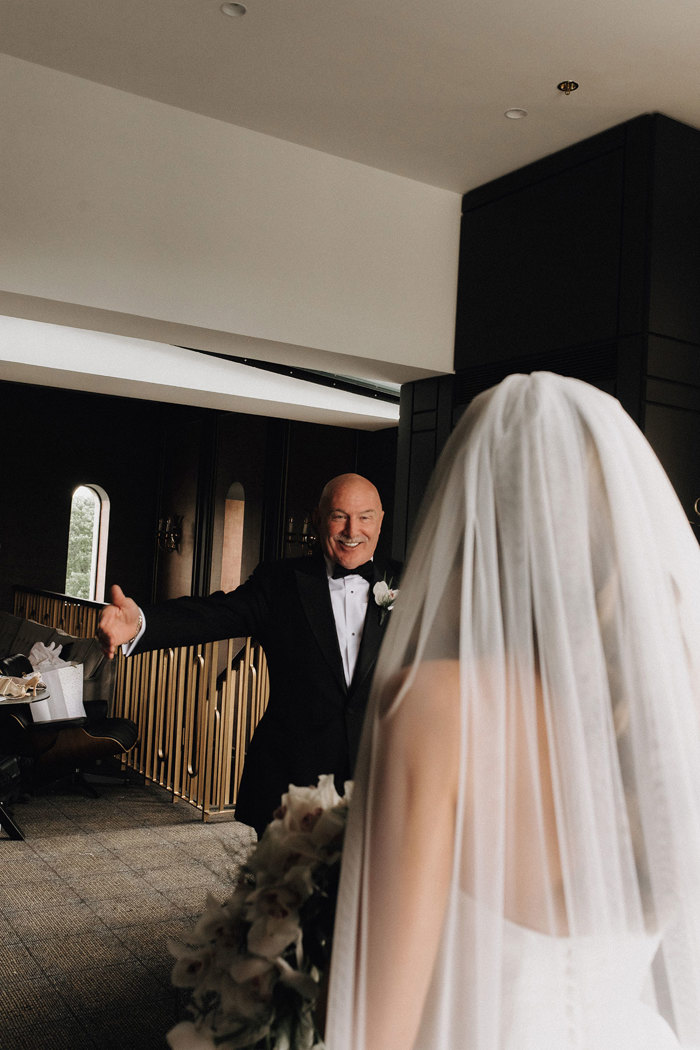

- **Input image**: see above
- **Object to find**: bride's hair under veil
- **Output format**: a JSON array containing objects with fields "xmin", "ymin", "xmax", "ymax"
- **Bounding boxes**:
[{"xmin": 326, "ymin": 372, "xmax": 700, "ymax": 1050}]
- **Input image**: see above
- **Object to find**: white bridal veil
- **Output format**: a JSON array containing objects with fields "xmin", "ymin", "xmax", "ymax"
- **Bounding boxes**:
[{"xmin": 326, "ymin": 372, "xmax": 700, "ymax": 1050}]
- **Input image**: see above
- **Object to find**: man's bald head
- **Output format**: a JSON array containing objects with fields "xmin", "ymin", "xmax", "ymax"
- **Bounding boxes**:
[{"xmin": 315, "ymin": 474, "xmax": 384, "ymax": 570}]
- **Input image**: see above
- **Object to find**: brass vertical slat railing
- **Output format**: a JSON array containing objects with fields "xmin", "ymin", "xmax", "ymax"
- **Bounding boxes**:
[
  {"xmin": 112, "ymin": 638, "xmax": 269, "ymax": 820},
  {"xmin": 12, "ymin": 587, "xmax": 269, "ymax": 821},
  {"xmin": 13, "ymin": 587, "xmax": 103, "ymax": 639}
]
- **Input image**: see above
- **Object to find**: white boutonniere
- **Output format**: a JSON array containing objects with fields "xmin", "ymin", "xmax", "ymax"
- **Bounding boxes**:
[{"xmin": 373, "ymin": 579, "xmax": 398, "ymax": 625}]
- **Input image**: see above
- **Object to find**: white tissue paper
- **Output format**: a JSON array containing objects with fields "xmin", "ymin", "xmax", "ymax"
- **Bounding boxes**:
[
  {"xmin": 29, "ymin": 641, "xmax": 66, "ymax": 672},
  {"xmin": 28, "ymin": 641, "xmax": 86, "ymax": 722}
]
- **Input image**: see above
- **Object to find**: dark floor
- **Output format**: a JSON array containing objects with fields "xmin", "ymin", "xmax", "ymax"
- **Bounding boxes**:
[{"xmin": 0, "ymin": 772, "xmax": 255, "ymax": 1049}]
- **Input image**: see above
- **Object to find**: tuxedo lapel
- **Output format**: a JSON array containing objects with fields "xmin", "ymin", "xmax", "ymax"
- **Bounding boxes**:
[
  {"xmin": 294, "ymin": 555, "xmax": 347, "ymax": 695},
  {"xmin": 350, "ymin": 562, "xmax": 388, "ymax": 694},
  {"xmin": 351, "ymin": 599, "xmax": 382, "ymax": 695}
]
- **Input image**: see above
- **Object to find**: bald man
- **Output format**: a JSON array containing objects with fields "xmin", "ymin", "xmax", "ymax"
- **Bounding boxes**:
[{"xmin": 98, "ymin": 474, "xmax": 400, "ymax": 835}]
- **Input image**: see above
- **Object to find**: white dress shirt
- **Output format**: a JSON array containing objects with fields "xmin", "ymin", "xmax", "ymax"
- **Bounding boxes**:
[{"xmin": 325, "ymin": 557, "xmax": 371, "ymax": 685}]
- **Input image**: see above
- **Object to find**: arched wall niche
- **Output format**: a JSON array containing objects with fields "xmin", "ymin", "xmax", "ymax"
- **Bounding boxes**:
[{"xmin": 221, "ymin": 483, "xmax": 245, "ymax": 593}]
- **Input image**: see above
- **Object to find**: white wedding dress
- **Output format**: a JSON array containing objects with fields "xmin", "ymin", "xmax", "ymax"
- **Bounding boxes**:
[
  {"xmin": 410, "ymin": 895, "xmax": 682, "ymax": 1050},
  {"xmin": 326, "ymin": 374, "xmax": 700, "ymax": 1050}
]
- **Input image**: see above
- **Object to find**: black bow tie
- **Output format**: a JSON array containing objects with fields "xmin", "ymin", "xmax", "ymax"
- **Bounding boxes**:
[{"xmin": 332, "ymin": 560, "xmax": 374, "ymax": 582}]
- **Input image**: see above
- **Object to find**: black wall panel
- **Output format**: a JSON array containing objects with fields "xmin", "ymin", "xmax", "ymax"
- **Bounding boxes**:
[
  {"xmin": 456, "ymin": 134, "xmax": 625, "ymax": 368},
  {"xmin": 396, "ymin": 113, "xmax": 700, "ymax": 553},
  {"xmin": 649, "ymin": 117, "xmax": 700, "ymax": 345}
]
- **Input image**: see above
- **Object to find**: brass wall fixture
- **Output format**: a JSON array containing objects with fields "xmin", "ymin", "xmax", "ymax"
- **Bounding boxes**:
[
  {"xmin": 557, "ymin": 81, "xmax": 579, "ymax": 96},
  {"xmin": 285, "ymin": 515, "xmax": 317, "ymax": 557},
  {"xmin": 157, "ymin": 515, "xmax": 183, "ymax": 553}
]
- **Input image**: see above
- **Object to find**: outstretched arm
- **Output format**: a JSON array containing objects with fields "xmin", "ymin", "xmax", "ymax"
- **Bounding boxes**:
[{"xmin": 97, "ymin": 584, "xmax": 142, "ymax": 659}]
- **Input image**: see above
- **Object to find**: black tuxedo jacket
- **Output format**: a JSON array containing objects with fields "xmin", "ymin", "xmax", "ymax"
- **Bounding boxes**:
[{"xmin": 137, "ymin": 551, "xmax": 400, "ymax": 834}]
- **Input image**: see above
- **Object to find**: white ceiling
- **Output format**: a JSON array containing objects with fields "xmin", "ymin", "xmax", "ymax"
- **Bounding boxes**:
[
  {"xmin": 3, "ymin": 0, "xmax": 699, "ymax": 428},
  {"xmin": 2, "ymin": 0, "xmax": 699, "ymax": 194}
]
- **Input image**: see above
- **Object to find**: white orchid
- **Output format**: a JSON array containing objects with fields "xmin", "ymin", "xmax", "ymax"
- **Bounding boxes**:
[
  {"xmin": 274, "ymin": 775, "xmax": 342, "ymax": 829},
  {"xmin": 168, "ymin": 941, "xmax": 216, "ymax": 990},
  {"xmin": 166, "ymin": 1020, "xmax": 217, "ymax": 1050},
  {"xmin": 247, "ymin": 912, "xmax": 301, "ymax": 961}
]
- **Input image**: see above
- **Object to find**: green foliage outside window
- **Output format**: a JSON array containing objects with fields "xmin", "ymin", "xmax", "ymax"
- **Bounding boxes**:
[{"xmin": 65, "ymin": 486, "xmax": 99, "ymax": 599}]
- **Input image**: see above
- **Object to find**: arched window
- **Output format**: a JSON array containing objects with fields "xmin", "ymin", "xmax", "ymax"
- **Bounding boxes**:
[
  {"xmin": 221, "ymin": 482, "xmax": 245, "ymax": 592},
  {"xmin": 65, "ymin": 484, "xmax": 110, "ymax": 601}
]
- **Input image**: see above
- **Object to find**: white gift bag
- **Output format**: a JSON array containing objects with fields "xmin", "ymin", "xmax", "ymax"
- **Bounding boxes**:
[{"xmin": 31, "ymin": 662, "xmax": 86, "ymax": 723}]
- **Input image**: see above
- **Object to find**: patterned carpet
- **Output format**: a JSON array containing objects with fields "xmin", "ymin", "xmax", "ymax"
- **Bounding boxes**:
[{"xmin": 0, "ymin": 772, "xmax": 256, "ymax": 1049}]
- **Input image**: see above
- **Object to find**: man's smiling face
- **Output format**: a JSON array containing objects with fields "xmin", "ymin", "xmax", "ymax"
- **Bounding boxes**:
[{"xmin": 315, "ymin": 474, "xmax": 384, "ymax": 571}]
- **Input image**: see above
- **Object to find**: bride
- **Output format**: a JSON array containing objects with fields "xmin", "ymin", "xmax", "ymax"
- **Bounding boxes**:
[{"xmin": 325, "ymin": 372, "xmax": 700, "ymax": 1049}]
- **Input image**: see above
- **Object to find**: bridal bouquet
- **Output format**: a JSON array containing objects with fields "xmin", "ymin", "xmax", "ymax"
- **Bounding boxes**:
[{"xmin": 167, "ymin": 775, "xmax": 352, "ymax": 1050}]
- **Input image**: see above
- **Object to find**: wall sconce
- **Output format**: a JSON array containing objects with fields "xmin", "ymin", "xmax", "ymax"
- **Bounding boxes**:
[
  {"xmin": 285, "ymin": 515, "xmax": 317, "ymax": 557},
  {"xmin": 157, "ymin": 515, "xmax": 183, "ymax": 553}
]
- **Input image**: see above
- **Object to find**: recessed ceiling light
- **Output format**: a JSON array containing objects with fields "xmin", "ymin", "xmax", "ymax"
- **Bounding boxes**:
[
  {"xmin": 221, "ymin": 2, "xmax": 246, "ymax": 15},
  {"xmin": 504, "ymin": 109, "xmax": 528, "ymax": 120}
]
